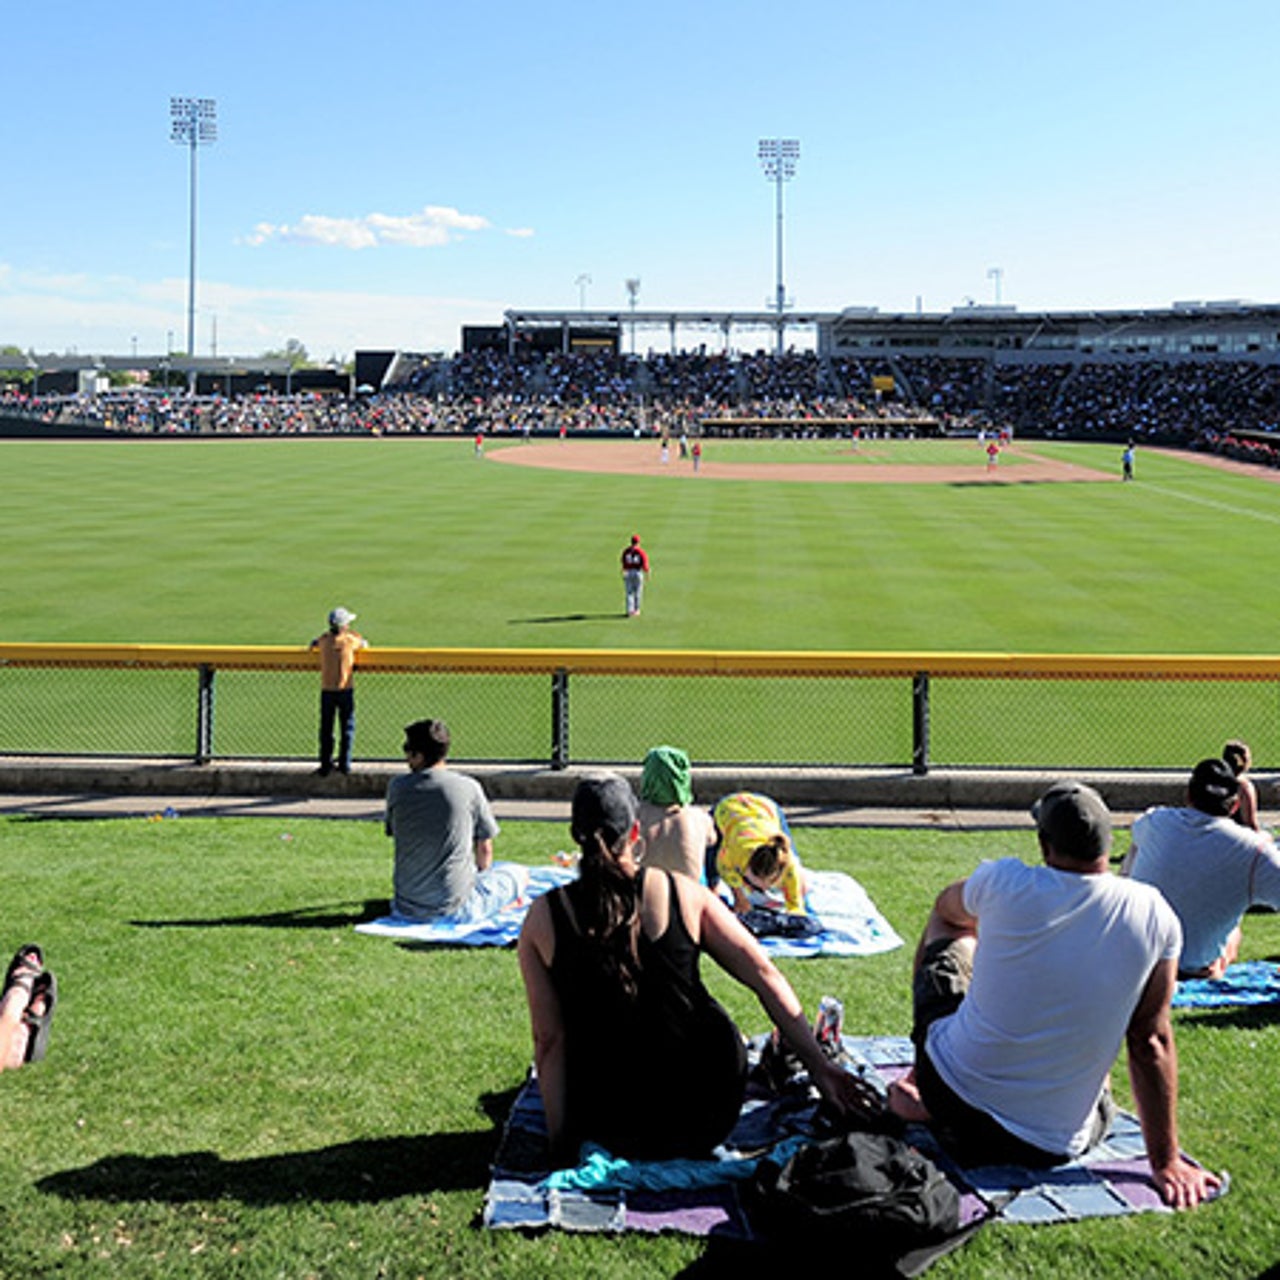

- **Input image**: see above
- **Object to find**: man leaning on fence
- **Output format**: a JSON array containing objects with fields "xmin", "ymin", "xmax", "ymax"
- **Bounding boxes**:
[
  {"xmin": 887, "ymin": 781, "xmax": 1219, "ymax": 1209},
  {"xmin": 309, "ymin": 607, "xmax": 367, "ymax": 776}
]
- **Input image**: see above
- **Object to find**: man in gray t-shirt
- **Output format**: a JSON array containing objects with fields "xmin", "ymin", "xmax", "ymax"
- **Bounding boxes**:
[
  {"xmin": 385, "ymin": 719, "xmax": 526, "ymax": 921},
  {"xmin": 1124, "ymin": 757, "xmax": 1280, "ymax": 977}
]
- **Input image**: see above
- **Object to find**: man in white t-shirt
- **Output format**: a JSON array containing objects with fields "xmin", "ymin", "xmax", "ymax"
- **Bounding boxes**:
[
  {"xmin": 1124, "ymin": 757, "xmax": 1280, "ymax": 978},
  {"xmin": 888, "ymin": 781, "xmax": 1219, "ymax": 1209}
]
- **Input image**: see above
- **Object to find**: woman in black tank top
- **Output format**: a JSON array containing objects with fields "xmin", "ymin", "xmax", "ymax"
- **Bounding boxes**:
[{"xmin": 518, "ymin": 773, "xmax": 867, "ymax": 1164}]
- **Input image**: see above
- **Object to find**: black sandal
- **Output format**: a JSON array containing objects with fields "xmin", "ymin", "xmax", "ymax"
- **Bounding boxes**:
[{"xmin": 22, "ymin": 971, "xmax": 56, "ymax": 1063}]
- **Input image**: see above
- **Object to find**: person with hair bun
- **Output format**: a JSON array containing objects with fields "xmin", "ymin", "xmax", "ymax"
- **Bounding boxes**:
[
  {"xmin": 712, "ymin": 792, "xmax": 808, "ymax": 917},
  {"xmin": 1222, "ymin": 740, "xmax": 1261, "ymax": 832},
  {"xmin": 518, "ymin": 773, "xmax": 866, "ymax": 1163}
]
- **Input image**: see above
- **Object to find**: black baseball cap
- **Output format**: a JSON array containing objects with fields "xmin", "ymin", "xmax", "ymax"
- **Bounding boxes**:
[{"xmin": 1188, "ymin": 757, "xmax": 1239, "ymax": 816}]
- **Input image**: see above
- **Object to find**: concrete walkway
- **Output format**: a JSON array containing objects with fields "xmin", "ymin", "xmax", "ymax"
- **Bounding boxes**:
[{"xmin": 0, "ymin": 756, "xmax": 1268, "ymax": 829}]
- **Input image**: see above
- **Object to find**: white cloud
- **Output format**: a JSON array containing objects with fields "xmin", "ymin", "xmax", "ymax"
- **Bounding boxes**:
[
  {"xmin": 244, "ymin": 205, "xmax": 493, "ymax": 250},
  {"xmin": 0, "ymin": 266, "xmax": 504, "ymax": 357},
  {"xmin": 505, "ymin": 227, "xmax": 535, "ymax": 239}
]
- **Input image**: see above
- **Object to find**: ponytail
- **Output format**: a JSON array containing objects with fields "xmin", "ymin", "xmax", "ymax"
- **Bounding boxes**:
[
  {"xmin": 747, "ymin": 833, "xmax": 791, "ymax": 884},
  {"xmin": 575, "ymin": 826, "xmax": 644, "ymax": 1000}
]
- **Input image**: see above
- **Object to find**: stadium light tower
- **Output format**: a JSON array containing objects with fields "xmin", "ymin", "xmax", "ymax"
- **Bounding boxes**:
[
  {"xmin": 625, "ymin": 277, "xmax": 641, "ymax": 354},
  {"xmin": 170, "ymin": 97, "xmax": 217, "ymax": 362},
  {"xmin": 758, "ymin": 138, "xmax": 799, "ymax": 354},
  {"xmin": 987, "ymin": 265, "xmax": 1004, "ymax": 305}
]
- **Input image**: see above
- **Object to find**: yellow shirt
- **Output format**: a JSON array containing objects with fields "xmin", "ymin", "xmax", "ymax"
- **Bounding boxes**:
[
  {"xmin": 311, "ymin": 629, "xmax": 366, "ymax": 690},
  {"xmin": 713, "ymin": 792, "xmax": 804, "ymax": 913}
]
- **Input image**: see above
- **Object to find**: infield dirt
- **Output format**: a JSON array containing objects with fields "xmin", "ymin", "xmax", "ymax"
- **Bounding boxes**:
[{"xmin": 491, "ymin": 438, "xmax": 1116, "ymax": 484}]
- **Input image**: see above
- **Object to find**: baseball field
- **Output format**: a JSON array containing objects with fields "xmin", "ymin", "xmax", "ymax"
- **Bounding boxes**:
[
  {"xmin": 3, "ymin": 433, "xmax": 1279, "ymax": 1278},
  {"xmin": 6, "ymin": 433, "xmax": 1277, "ymax": 652},
  {"xmin": 4, "ymin": 434, "xmax": 1279, "ymax": 767}
]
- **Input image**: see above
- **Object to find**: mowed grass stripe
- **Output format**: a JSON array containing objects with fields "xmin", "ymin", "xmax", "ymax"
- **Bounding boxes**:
[{"xmin": 5, "ymin": 436, "xmax": 1280, "ymax": 656}]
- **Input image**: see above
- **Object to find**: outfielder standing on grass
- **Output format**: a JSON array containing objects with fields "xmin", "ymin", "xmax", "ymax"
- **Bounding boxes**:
[{"xmin": 621, "ymin": 533, "xmax": 650, "ymax": 617}]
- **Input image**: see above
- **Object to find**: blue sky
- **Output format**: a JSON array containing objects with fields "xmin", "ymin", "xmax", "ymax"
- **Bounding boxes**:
[{"xmin": 2, "ymin": 0, "xmax": 1278, "ymax": 360}]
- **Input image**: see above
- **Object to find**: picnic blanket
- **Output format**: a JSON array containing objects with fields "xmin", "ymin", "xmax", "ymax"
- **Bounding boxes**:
[
  {"xmin": 355, "ymin": 866, "xmax": 574, "ymax": 946},
  {"xmin": 1172, "ymin": 960, "xmax": 1280, "ymax": 1009},
  {"xmin": 484, "ymin": 1036, "xmax": 1225, "ymax": 1238},
  {"xmin": 354, "ymin": 867, "xmax": 902, "ymax": 957}
]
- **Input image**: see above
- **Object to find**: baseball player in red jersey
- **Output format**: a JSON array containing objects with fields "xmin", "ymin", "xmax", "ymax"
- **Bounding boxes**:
[{"xmin": 621, "ymin": 534, "xmax": 650, "ymax": 617}]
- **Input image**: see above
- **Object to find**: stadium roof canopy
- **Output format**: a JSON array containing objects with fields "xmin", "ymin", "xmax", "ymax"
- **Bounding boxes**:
[
  {"xmin": 0, "ymin": 353, "xmax": 294, "ymax": 376},
  {"xmin": 503, "ymin": 308, "xmax": 829, "ymax": 353},
  {"xmin": 505, "ymin": 301, "xmax": 1280, "ymax": 359}
]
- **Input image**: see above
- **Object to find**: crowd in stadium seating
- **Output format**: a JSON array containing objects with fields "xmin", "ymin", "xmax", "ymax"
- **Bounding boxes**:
[{"xmin": 5, "ymin": 351, "xmax": 1280, "ymax": 453}]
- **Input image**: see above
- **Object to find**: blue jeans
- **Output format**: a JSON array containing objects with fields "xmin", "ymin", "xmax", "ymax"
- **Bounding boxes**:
[{"xmin": 319, "ymin": 688, "xmax": 355, "ymax": 772}]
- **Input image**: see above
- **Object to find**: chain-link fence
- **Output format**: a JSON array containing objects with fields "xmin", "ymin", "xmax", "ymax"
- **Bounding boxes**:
[{"xmin": 1, "ymin": 645, "xmax": 1278, "ymax": 771}]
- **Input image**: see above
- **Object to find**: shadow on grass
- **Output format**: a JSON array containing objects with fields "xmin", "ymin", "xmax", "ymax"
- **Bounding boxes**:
[
  {"xmin": 509, "ymin": 613, "xmax": 625, "ymax": 624},
  {"xmin": 675, "ymin": 1237, "xmax": 916, "ymax": 1280},
  {"xmin": 1175, "ymin": 1003, "xmax": 1280, "ymax": 1029},
  {"xmin": 38, "ymin": 1087, "xmax": 522, "ymax": 1207},
  {"xmin": 130, "ymin": 899, "xmax": 389, "ymax": 930}
]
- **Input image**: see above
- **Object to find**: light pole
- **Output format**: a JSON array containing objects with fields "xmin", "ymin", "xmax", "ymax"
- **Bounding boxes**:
[
  {"xmin": 575, "ymin": 273, "xmax": 592, "ymax": 311},
  {"xmin": 758, "ymin": 138, "xmax": 799, "ymax": 354},
  {"xmin": 625, "ymin": 277, "xmax": 640, "ymax": 355},
  {"xmin": 987, "ymin": 266, "xmax": 1004, "ymax": 305},
  {"xmin": 170, "ymin": 97, "xmax": 217, "ymax": 364}
]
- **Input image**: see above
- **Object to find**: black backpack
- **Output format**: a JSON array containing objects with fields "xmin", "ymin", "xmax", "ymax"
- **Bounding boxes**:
[{"xmin": 749, "ymin": 1130, "xmax": 967, "ymax": 1275}]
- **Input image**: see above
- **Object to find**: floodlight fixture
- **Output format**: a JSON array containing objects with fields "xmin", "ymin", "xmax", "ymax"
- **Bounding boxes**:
[
  {"xmin": 170, "ymin": 96, "xmax": 217, "ymax": 366},
  {"xmin": 759, "ymin": 138, "xmax": 799, "ymax": 353}
]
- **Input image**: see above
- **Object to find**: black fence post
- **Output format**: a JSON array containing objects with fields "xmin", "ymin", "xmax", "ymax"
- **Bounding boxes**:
[
  {"xmin": 551, "ymin": 668, "xmax": 570, "ymax": 770},
  {"xmin": 196, "ymin": 665, "xmax": 215, "ymax": 764},
  {"xmin": 912, "ymin": 672, "xmax": 930, "ymax": 775}
]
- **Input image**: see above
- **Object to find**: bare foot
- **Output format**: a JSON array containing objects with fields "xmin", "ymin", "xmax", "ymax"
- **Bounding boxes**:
[
  {"xmin": 887, "ymin": 1071, "xmax": 933, "ymax": 1124},
  {"xmin": 4, "ymin": 987, "xmax": 47, "ymax": 1070},
  {"xmin": 0, "ymin": 950, "xmax": 42, "ymax": 1071}
]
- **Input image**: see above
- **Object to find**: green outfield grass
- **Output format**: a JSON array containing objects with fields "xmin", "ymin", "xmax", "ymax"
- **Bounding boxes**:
[
  {"xmin": 0, "ymin": 815, "xmax": 1275, "ymax": 1279},
  {"xmin": 4, "ymin": 435, "xmax": 1277, "ymax": 651},
  {"xmin": 4, "ymin": 435, "xmax": 1280, "ymax": 765}
]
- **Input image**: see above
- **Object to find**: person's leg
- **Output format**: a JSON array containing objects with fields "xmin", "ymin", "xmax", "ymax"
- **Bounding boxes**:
[
  {"xmin": 1206, "ymin": 925, "xmax": 1243, "ymax": 979},
  {"xmin": 318, "ymin": 691, "xmax": 336, "ymax": 773},
  {"xmin": 336, "ymin": 690, "xmax": 356, "ymax": 773},
  {"xmin": 887, "ymin": 903, "xmax": 977, "ymax": 1122},
  {"xmin": 456, "ymin": 863, "xmax": 530, "ymax": 922}
]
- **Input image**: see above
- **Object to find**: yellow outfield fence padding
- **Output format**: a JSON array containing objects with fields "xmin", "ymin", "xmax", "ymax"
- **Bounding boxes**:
[
  {"xmin": 0, "ymin": 644, "xmax": 1277, "ymax": 771},
  {"xmin": 0, "ymin": 644, "xmax": 1278, "ymax": 681}
]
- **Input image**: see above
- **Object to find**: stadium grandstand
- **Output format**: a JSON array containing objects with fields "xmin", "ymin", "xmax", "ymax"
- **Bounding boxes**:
[{"xmin": 4, "ymin": 301, "xmax": 1280, "ymax": 457}]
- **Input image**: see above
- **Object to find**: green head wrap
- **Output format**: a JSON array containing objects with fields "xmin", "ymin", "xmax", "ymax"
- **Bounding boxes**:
[{"xmin": 641, "ymin": 745, "xmax": 693, "ymax": 807}]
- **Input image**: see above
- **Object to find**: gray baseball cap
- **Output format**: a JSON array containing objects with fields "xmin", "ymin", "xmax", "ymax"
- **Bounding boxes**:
[
  {"xmin": 1031, "ymin": 781, "xmax": 1112, "ymax": 862},
  {"xmin": 571, "ymin": 772, "xmax": 638, "ymax": 849}
]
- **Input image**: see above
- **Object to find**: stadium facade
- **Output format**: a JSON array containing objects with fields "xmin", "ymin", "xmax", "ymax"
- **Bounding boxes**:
[{"xmin": 497, "ymin": 300, "xmax": 1280, "ymax": 364}]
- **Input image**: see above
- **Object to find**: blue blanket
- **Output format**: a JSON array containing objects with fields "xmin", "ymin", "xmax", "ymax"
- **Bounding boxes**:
[
  {"xmin": 355, "ymin": 867, "xmax": 903, "ymax": 957},
  {"xmin": 1172, "ymin": 960, "xmax": 1280, "ymax": 1009}
]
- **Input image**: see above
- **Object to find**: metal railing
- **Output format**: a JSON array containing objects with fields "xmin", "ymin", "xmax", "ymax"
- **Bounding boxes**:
[{"xmin": 0, "ymin": 644, "xmax": 1277, "ymax": 772}]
